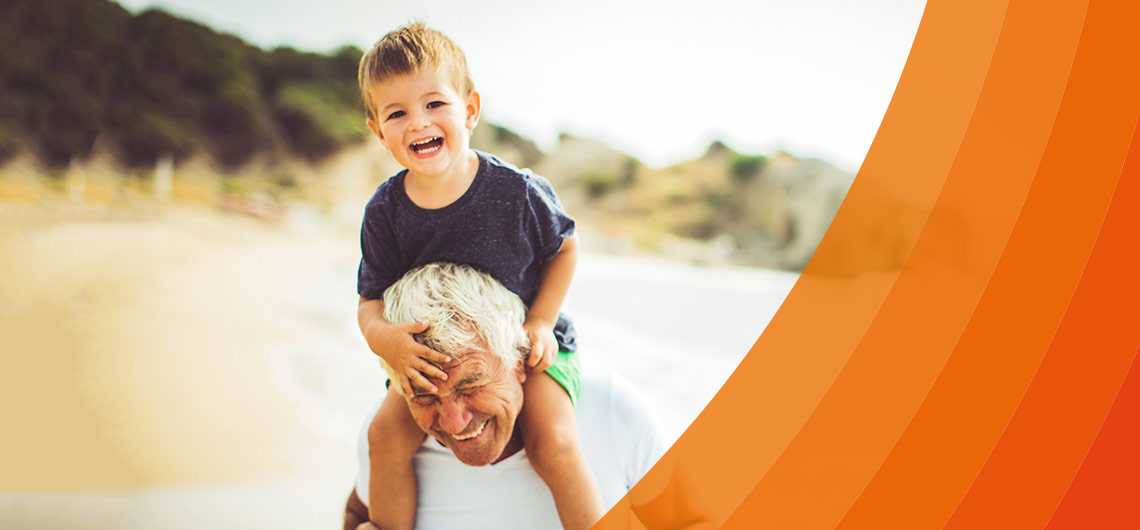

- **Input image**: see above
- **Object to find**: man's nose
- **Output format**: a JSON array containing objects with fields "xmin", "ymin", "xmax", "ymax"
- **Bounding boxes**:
[{"xmin": 436, "ymin": 398, "xmax": 471, "ymax": 433}]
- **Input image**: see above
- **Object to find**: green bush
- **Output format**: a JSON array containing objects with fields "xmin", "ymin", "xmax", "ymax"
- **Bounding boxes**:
[
  {"xmin": 274, "ymin": 82, "xmax": 365, "ymax": 159},
  {"xmin": 106, "ymin": 104, "xmax": 196, "ymax": 166},
  {"xmin": 730, "ymin": 154, "xmax": 768, "ymax": 182},
  {"xmin": 580, "ymin": 170, "xmax": 621, "ymax": 198},
  {"xmin": 0, "ymin": 0, "xmax": 129, "ymax": 166},
  {"xmin": 0, "ymin": 125, "xmax": 22, "ymax": 162}
]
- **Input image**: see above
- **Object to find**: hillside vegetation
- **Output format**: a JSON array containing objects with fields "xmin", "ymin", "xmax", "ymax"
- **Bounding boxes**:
[
  {"xmin": 510, "ymin": 135, "xmax": 853, "ymax": 270},
  {"xmin": 0, "ymin": 0, "xmax": 855, "ymax": 271},
  {"xmin": 0, "ymin": 0, "xmax": 364, "ymax": 168}
]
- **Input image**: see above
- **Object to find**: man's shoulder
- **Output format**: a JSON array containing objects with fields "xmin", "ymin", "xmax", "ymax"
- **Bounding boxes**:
[
  {"xmin": 576, "ymin": 370, "xmax": 662, "ymax": 443},
  {"xmin": 576, "ymin": 371, "xmax": 639, "ymax": 420},
  {"xmin": 355, "ymin": 370, "xmax": 666, "ymax": 527}
]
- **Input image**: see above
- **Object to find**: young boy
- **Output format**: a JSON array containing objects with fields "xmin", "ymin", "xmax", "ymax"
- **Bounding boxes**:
[{"xmin": 354, "ymin": 23, "xmax": 604, "ymax": 530}]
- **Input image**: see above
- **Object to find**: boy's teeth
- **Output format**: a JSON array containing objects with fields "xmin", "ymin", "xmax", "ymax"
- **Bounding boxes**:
[{"xmin": 410, "ymin": 137, "xmax": 444, "ymax": 154}]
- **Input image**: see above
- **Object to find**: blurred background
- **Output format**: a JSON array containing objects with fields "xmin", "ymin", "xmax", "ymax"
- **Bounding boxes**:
[{"xmin": 0, "ymin": 0, "xmax": 924, "ymax": 527}]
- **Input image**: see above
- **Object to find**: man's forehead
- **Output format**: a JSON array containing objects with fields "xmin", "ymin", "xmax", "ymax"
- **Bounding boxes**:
[{"xmin": 412, "ymin": 349, "xmax": 502, "ymax": 394}]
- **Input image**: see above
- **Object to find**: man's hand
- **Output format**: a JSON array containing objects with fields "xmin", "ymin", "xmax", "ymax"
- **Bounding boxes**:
[
  {"xmin": 523, "ymin": 319, "xmax": 557, "ymax": 372},
  {"xmin": 343, "ymin": 488, "xmax": 376, "ymax": 530},
  {"xmin": 364, "ymin": 318, "xmax": 452, "ymax": 395}
]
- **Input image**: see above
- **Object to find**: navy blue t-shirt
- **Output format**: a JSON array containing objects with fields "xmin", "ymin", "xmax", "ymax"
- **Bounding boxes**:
[{"xmin": 357, "ymin": 150, "xmax": 577, "ymax": 351}]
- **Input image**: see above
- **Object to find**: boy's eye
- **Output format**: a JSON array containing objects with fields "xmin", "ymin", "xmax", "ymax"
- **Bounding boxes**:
[
  {"xmin": 426, "ymin": 101, "xmax": 445, "ymax": 109},
  {"xmin": 386, "ymin": 110, "xmax": 405, "ymax": 120}
]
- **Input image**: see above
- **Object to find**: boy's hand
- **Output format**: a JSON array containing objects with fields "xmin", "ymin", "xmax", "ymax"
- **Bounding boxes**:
[
  {"xmin": 523, "ymin": 319, "xmax": 557, "ymax": 372},
  {"xmin": 364, "ymin": 319, "xmax": 451, "ymax": 395}
]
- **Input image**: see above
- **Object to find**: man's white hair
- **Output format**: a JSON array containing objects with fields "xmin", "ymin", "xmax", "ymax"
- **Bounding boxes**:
[{"xmin": 381, "ymin": 263, "xmax": 530, "ymax": 393}]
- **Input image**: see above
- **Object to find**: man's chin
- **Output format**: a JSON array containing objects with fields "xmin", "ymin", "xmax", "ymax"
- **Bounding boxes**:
[
  {"xmin": 445, "ymin": 438, "xmax": 505, "ymax": 466},
  {"xmin": 439, "ymin": 433, "xmax": 504, "ymax": 466},
  {"xmin": 454, "ymin": 450, "xmax": 499, "ymax": 467}
]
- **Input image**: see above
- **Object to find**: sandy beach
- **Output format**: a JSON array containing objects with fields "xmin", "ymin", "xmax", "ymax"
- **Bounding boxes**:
[{"xmin": 0, "ymin": 193, "xmax": 796, "ymax": 528}]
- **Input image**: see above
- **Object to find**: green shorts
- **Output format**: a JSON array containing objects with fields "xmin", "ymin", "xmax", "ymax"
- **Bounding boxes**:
[{"xmin": 546, "ymin": 349, "xmax": 581, "ymax": 407}]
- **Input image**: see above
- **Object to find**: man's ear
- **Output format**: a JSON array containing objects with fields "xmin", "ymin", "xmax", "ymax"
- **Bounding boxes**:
[
  {"xmin": 465, "ymin": 90, "xmax": 481, "ymax": 130},
  {"xmin": 515, "ymin": 363, "xmax": 527, "ymax": 384}
]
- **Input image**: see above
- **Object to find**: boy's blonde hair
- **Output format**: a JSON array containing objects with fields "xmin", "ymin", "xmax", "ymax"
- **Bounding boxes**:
[{"xmin": 357, "ymin": 23, "xmax": 475, "ymax": 122}]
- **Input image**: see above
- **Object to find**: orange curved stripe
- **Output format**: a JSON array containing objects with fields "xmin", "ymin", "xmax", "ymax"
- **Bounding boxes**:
[
  {"xmin": 943, "ymin": 119, "xmax": 1140, "ymax": 528},
  {"xmin": 722, "ymin": 0, "xmax": 1093, "ymax": 528},
  {"xmin": 597, "ymin": 0, "xmax": 1010, "ymax": 527},
  {"xmin": 1045, "ymin": 352, "xmax": 1140, "ymax": 529},
  {"xmin": 837, "ymin": 1, "xmax": 1140, "ymax": 528}
]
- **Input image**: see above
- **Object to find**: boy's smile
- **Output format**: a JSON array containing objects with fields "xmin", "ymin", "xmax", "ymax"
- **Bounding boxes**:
[
  {"xmin": 410, "ymin": 136, "xmax": 444, "ymax": 157},
  {"xmin": 366, "ymin": 67, "xmax": 481, "ymax": 187}
]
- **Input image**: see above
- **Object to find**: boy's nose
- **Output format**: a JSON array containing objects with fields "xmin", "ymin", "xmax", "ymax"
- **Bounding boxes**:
[{"xmin": 408, "ymin": 114, "xmax": 432, "ymax": 132}]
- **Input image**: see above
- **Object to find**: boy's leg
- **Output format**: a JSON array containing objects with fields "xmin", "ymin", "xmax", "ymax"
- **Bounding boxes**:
[
  {"xmin": 368, "ymin": 389, "xmax": 428, "ymax": 530},
  {"xmin": 520, "ymin": 371, "xmax": 605, "ymax": 530}
]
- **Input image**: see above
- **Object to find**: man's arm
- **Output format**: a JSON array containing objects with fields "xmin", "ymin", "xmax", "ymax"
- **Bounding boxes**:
[{"xmin": 344, "ymin": 488, "xmax": 377, "ymax": 530}]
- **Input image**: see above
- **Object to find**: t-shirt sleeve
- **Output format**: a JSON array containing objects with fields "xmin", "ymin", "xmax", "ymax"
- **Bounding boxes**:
[
  {"xmin": 356, "ymin": 399, "xmax": 382, "ymax": 506},
  {"xmin": 523, "ymin": 174, "xmax": 576, "ymax": 263},
  {"xmin": 357, "ymin": 202, "xmax": 400, "ymax": 300},
  {"xmin": 589, "ymin": 372, "xmax": 668, "ymax": 488},
  {"xmin": 613, "ymin": 377, "xmax": 668, "ymax": 486}
]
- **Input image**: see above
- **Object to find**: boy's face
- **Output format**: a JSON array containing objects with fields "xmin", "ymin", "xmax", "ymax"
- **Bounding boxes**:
[{"xmin": 366, "ymin": 67, "xmax": 480, "ymax": 179}]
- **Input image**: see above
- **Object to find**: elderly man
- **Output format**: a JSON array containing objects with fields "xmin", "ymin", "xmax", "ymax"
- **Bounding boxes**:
[{"xmin": 344, "ymin": 263, "xmax": 666, "ymax": 530}]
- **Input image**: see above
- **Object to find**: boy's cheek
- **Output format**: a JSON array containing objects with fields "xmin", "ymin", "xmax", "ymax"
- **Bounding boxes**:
[{"xmin": 366, "ymin": 120, "xmax": 395, "ymax": 148}]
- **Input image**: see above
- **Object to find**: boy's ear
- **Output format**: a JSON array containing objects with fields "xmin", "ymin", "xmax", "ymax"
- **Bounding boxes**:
[
  {"xmin": 366, "ymin": 118, "xmax": 389, "ymax": 150},
  {"xmin": 465, "ymin": 90, "xmax": 481, "ymax": 130}
]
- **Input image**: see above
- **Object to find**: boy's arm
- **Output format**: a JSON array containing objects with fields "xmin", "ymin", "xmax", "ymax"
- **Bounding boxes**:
[
  {"xmin": 523, "ymin": 233, "xmax": 580, "ymax": 370},
  {"xmin": 358, "ymin": 297, "xmax": 452, "ymax": 393},
  {"xmin": 529, "ymin": 233, "xmax": 580, "ymax": 325},
  {"xmin": 357, "ymin": 297, "xmax": 389, "ymax": 337}
]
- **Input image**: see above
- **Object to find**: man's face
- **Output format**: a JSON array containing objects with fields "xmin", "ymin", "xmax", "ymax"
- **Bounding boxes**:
[{"xmin": 405, "ymin": 348, "xmax": 525, "ymax": 466}]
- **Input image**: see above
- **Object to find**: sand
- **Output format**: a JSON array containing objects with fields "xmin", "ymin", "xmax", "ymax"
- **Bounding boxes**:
[{"xmin": 0, "ymin": 198, "xmax": 379, "ymax": 528}]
